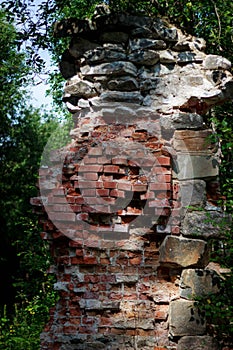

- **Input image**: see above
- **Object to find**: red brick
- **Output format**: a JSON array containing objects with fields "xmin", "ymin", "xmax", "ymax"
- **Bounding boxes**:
[
  {"xmin": 111, "ymin": 157, "xmax": 128, "ymax": 165},
  {"xmin": 81, "ymin": 188, "xmax": 96, "ymax": 197},
  {"xmin": 149, "ymin": 183, "xmax": 171, "ymax": 190},
  {"xmin": 157, "ymin": 174, "xmax": 171, "ymax": 183},
  {"xmin": 104, "ymin": 165, "xmax": 119, "ymax": 173},
  {"xmin": 79, "ymin": 165, "xmax": 103, "ymax": 172},
  {"xmin": 83, "ymin": 256, "xmax": 98, "ymax": 265},
  {"xmin": 74, "ymin": 197, "xmax": 85, "ymax": 204},
  {"xmin": 99, "ymin": 174, "xmax": 113, "ymax": 181},
  {"xmin": 95, "ymin": 205, "xmax": 111, "ymax": 213},
  {"xmin": 132, "ymin": 184, "xmax": 147, "ymax": 192},
  {"xmin": 157, "ymin": 156, "xmax": 171, "ymax": 166},
  {"xmin": 81, "ymin": 172, "xmax": 99, "ymax": 181},
  {"xmin": 76, "ymin": 181, "xmax": 95, "ymax": 189},
  {"xmin": 171, "ymin": 226, "xmax": 180, "ymax": 234},
  {"xmin": 69, "ymin": 240, "xmax": 83, "ymax": 247},
  {"xmin": 66, "ymin": 195, "xmax": 76, "ymax": 204},
  {"xmin": 129, "ymin": 257, "xmax": 142, "ymax": 265},
  {"xmin": 96, "ymin": 189, "xmax": 109, "ymax": 197},
  {"xmin": 52, "ymin": 188, "xmax": 65, "ymax": 196},
  {"xmin": 53, "ymin": 204, "xmax": 70, "ymax": 212},
  {"xmin": 70, "ymin": 204, "xmax": 82, "ymax": 212},
  {"xmin": 151, "ymin": 166, "xmax": 171, "ymax": 175},
  {"xmin": 49, "ymin": 212, "xmax": 76, "ymax": 222},
  {"xmin": 140, "ymin": 192, "xmax": 155, "ymax": 200},
  {"xmin": 84, "ymin": 275, "xmax": 100, "ymax": 283},
  {"xmin": 49, "ymin": 196, "xmax": 67, "ymax": 204},
  {"xmin": 88, "ymin": 147, "xmax": 103, "ymax": 156},
  {"xmin": 149, "ymin": 199, "xmax": 170, "ymax": 208},
  {"xmin": 97, "ymin": 156, "xmax": 111, "ymax": 164},
  {"xmin": 100, "ymin": 258, "xmax": 111, "ymax": 265},
  {"xmin": 103, "ymin": 181, "xmax": 117, "ymax": 189},
  {"xmin": 117, "ymin": 182, "xmax": 132, "ymax": 191},
  {"xmin": 75, "ymin": 249, "xmax": 84, "ymax": 256},
  {"xmin": 63, "ymin": 326, "xmax": 77, "ymax": 334},
  {"xmin": 83, "ymin": 157, "xmax": 97, "ymax": 164},
  {"xmin": 142, "ymin": 158, "xmax": 156, "ymax": 167},
  {"xmin": 127, "ymin": 207, "xmax": 142, "ymax": 215},
  {"xmin": 83, "ymin": 197, "xmax": 104, "ymax": 205},
  {"xmin": 71, "ymin": 257, "xmax": 84, "ymax": 264},
  {"xmin": 110, "ymin": 189, "xmax": 125, "ymax": 198},
  {"xmin": 100, "ymin": 317, "xmax": 112, "ymax": 326},
  {"xmin": 101, "ymin": 275, "xmax": 116, "ymax": 283}
]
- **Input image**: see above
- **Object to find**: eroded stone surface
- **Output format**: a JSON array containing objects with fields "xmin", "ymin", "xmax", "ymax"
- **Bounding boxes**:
[
  {"xmin": 182, "ymin": 211, "xmax": 230, "ymax": 238},
  {"xmin": 180, "ymin": 180, "xmax": 206, "ymax": 208},
  {"xmin": 177, "ymin": 335, "xmax": 219, "ymax": 350},
  {"xmin": 180, "ymin": 269, "xmax": 220, "ymax": 299},
  {"xmin": 159, "ymin": 236, "xmax": 209, "ymax": 268},
  {"xmin": 169, "ymin": 300, "xmax": 206, "ymax": 337},
  {"xmin": 175, "ymin": 154, "xmax": 219, "ymax": 180}
]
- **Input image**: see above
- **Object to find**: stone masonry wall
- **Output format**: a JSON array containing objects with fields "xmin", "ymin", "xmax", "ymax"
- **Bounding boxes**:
[{"xmin": 31, "ymin": 8, "xmax": 233, "ymax": 350}]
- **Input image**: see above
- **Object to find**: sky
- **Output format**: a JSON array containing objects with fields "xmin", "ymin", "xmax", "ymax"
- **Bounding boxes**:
[
  {"xmin": 29, "ymin": 50, "xmax": 55, "ymax": 109},
  {"xmin": 28, "ymin": 0, "xmax": 55, "ymax": 109}
]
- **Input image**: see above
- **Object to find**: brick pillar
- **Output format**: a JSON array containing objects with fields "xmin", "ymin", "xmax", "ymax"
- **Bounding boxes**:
[{"xmin": 31, "ymin": 8, "xmax": 232, "ymax": 350}]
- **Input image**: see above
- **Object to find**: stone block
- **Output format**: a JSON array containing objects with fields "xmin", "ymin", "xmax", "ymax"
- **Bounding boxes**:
[
  {"xmin": 177, "ymin": 335, "xmax": 219, "ymax": 350},
  {"xmin": 169, "ymin": 300, "xmax": 206, "ymax": 337},
  {"xmin": 129, "ymin": 38, "xmax": 166, "ymax": 51},
  {"xmin": 177, "ymin": 51, "xmax": 205, "ymax": 63},
  {"xmin": 203, "ymin": 54, "xmax": 231, "ymax": 70},
  {"xmin": 107, "ymin": 76, "xmax": 139, "ymax": 91},
  {"xmin": 182, "ymin": 211, "xmax": 230, "ymax": 238},
  {"xmin": 159, "ymin": 236, "xmax": 208, "ymax": 268},
  {"xmin": 80, "ymin": 61, "xmax": 137, "ymax": 76},
  {"xmin": 64, "ymin": 77, "xmax": 96, "ymax": 98},
  {"xmin": 180, "ymin": 180, "xmax": 206, "ymax": 208},
  {"xmin": 160, "ymin": 113, "xmax": 204, "ymax": 135},
  {"xmin": 158, "ymin": 50, "xmax": 177, "ymax": 63},
  {"xmin": 174, "ymin": 129, "xmax": 215, "ymax": 153},
  {"xmin": 84, "ymin": 47, "xmax": 127, "ymax": 63},
  {"xmin": 174, "ymin": 154, "xmax": 219, "ymax": 180},
  {"xmin": 128, "ymin": 50, "xmax": 160, "ymax": 65},
  {"xmin": 100, "ymin": 91, "xmax": 143, "ymax": 104},
  {"xmin": 180, "ymin": 269, "xmax": 220, "ymax": 299}
]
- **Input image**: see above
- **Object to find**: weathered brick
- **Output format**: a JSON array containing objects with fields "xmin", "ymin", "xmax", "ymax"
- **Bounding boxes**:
[
  {"xmin": 117, "ymin": 182, "xmax": 132, "ymax": 191},
  {"xmin": 96, "ymin": 188, "xmax": 109, "ymax": 197},
  {"xmin": 110, "ymin": 189, "xmax": 125, "ymax": 198},
  {"xmin": 83, "ymin": 156, "xmax": 97, "ymax": 164},
  {"xmin": 104, "ymin": 165, "xmax": 119, "ymax": 173},
  {"xmin": 103, "ymin": 181, "xmax": 117, "ymax": 189},
  {"xmin": 132, "ymin": 184, "xmax": 148, "ymax": 192},
  {"xmin": 88, "ymin": 147, "xmax": 103, "ymax": 156},
  {"xmin": 149, "ymin": 183, "xmax": 171, "ymax": 190},
  {"xmin": 111, "ymin": 157, "xmax": 128, "ymax": 165},
  {"xmin": 79, "ymin": 165, "xmax": 103, "ymax": 172}
]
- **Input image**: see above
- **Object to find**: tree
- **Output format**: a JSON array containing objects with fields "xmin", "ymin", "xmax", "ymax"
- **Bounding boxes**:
[{"xmin": 0, "ymin": 8, "xmax": 59, "ymax": 307}]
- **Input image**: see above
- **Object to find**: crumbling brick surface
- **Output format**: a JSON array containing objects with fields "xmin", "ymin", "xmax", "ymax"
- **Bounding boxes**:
[{"xmin": 31, "ymin": 7, "xmax": 233, "ymax": 350}]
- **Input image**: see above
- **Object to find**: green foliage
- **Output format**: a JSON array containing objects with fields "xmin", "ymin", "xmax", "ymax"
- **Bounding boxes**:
[
  {"xmin": 0, "ymin": 287, "xmax": 57, "ymax": 350},
  {"xmin": 0, "ymin": 219, "xmax": 58, "ymax": 350},
  {"xmin": 0, "ymin": 9, "xmax": 58, "ymax": 349}
]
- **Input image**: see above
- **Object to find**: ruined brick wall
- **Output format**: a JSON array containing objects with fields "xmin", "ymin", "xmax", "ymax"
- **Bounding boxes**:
[{"xmin": 31, "ymin": 9, "xmax": 233, "ymax": 350}]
